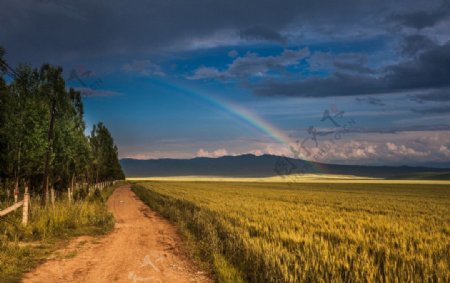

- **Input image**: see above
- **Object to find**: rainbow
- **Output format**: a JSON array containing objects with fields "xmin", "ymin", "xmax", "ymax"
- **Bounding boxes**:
[
  {"xmin": 189, "ymin": 89, "xmax": 293, "ymax": 147},
  {"xmin": 153, "ymin": 80, "xmax": 292, "ymax": 146},
  {"xmin": 149, "ymin": 79, "xmax": 323, "ymax": 173}
]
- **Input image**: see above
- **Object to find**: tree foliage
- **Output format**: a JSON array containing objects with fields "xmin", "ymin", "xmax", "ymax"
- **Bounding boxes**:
[{"xmin": 0, "ymin": 47, "xmax": 124, "ymax": 201}]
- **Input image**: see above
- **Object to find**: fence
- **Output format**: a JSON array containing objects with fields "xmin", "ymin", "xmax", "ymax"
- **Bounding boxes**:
[
  {"xmin": 0, "ymin": 180, "xmax": 120, "ymax": 226},
  {"xmin": 0, "ymin": 186, "xmax": 30, "ymax": 226}
]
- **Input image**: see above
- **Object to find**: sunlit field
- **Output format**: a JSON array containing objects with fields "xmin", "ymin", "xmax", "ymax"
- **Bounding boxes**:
[
  {"xmin": 127, "ymin": 175, "xmax": 450, "ymax": 185},
  {"xmin": 133, "ymin": 181, "xmax": 450, "ymax": 283}
]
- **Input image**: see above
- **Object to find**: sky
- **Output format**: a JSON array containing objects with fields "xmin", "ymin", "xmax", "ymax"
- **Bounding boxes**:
[{"xmin": 1, "ymin": 0, "xmax": 450, "ymax": 167}]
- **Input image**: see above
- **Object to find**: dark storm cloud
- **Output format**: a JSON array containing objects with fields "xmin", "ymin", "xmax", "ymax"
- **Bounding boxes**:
[
  {"xmin": 1, "ymin": 0, "xmax": 445, "ymax": 65},
  {"xmin": 3, "ymin": 0, "xmax": 449, "ymax": 103},
  {"xmin": 309, "ymin": 52, "xmax": 375, "ymax": 75},
  {"xmin": 0, "ymin": 0, "xmax": 350, "ymax": 63},
  {"xmin": 254, "ymin": 42, "xmax": 450, "ymax": 97},
  {"xmin": 411, "ymin": 106, "xmax": 450, "ymax": 114},
  {"xmin": 385, "ymin": 41, "xmax": 450, "ymax": 90},
  {"xmin": 391, "ymin": 2, "xmax": 450, "ymax": 29},
  {"xmin": 254, "ymin": 72, "xmax": 383, "ymax": 97},
  {"xmin": 332, "ymin": 61, "xmax": 375, "ymax": 75},
  {"xmin": 400, "ymin": 35, "xmax": 435, "ymax": 56},
  {"xmin": 355, "ymin": 97, "xmax": 385, "ymax": 106},
  {"xmin": 239, "ymin": 26, "xmax": 287, "ymax": 44},
  {"xmin": 411, "ymin": 88, "xmax": 450, "ymax": 103}
]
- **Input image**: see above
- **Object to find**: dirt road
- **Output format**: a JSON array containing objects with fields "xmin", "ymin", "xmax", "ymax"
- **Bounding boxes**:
[{"xmin": 22, "ymin": 186, "xmax": 210, "ymax": 283}]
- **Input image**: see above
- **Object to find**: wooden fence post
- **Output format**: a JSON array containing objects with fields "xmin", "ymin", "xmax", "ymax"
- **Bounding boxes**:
[
  {"xmin": 70, "ymin": 174, "xmax": 75, "ymax": 202},
  {"xmin": 51, "ymin": 187, "xmax": 55, "ymax": 206},
  {"xmin": 67, "ymin": 187, "xmax": 72, "ymax": 203},
  {"xmin": 14, "ymin": 179, "xmax": 19, "ymax": 204},
  {"xmin": 22, "ymin": 185, "xmax": 30, "ymax": 226}
]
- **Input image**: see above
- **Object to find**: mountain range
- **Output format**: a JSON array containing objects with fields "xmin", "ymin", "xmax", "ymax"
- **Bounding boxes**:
[{"xmin": 120, "ymin": 154, "xmax": 450, "ymax": 179}]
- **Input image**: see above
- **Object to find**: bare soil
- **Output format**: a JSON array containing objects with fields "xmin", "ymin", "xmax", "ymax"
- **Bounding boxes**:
[{"xmin": 22, "ymin": 185, "xmax": 211, "ymax": 283}]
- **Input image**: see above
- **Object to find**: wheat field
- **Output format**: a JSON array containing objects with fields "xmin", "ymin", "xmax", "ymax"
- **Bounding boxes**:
[{"xmin": 133, "ymin": 181, "xmax": 450, "ymax": 283}]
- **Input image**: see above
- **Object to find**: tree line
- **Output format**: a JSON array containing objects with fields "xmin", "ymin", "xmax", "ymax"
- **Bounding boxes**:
[{"xmin": 0, "ymin": 47, "xmax": 124, "ymax": 205}]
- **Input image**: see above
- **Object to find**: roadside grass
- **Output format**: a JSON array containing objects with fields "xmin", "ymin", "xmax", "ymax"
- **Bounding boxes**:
[
  {"xmin": 0, "ymin": 182, "xmax": 123, "ymax": 282},
  {"xmin": 132, "ymin": 181, "xmax": 450, "ymax": 283}
]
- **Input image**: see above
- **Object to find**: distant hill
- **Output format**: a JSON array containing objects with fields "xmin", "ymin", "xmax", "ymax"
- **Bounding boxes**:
[{"xmin": 120, "ymin": 154, "xmax": 450, "ymax": 179}]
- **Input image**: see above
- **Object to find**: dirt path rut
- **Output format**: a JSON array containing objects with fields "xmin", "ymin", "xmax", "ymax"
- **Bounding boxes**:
[{"xmin": 22, "ymin": 186, "xmax": 210, "ymax": 283}]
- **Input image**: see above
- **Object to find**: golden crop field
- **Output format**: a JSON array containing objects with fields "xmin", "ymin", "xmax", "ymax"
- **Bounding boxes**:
[{"xmin": 132, "ymin": 181, "xmax": 450, "ymax": 283}]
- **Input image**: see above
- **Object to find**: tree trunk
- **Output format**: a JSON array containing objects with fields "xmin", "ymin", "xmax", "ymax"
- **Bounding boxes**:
[
  {"xmin": 14, "ymin": 143, "xmax": 21, "ymax": 204},
  {"xmin": 42, "ymin": 98, "xmax": 56, "ymax": 205}
]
